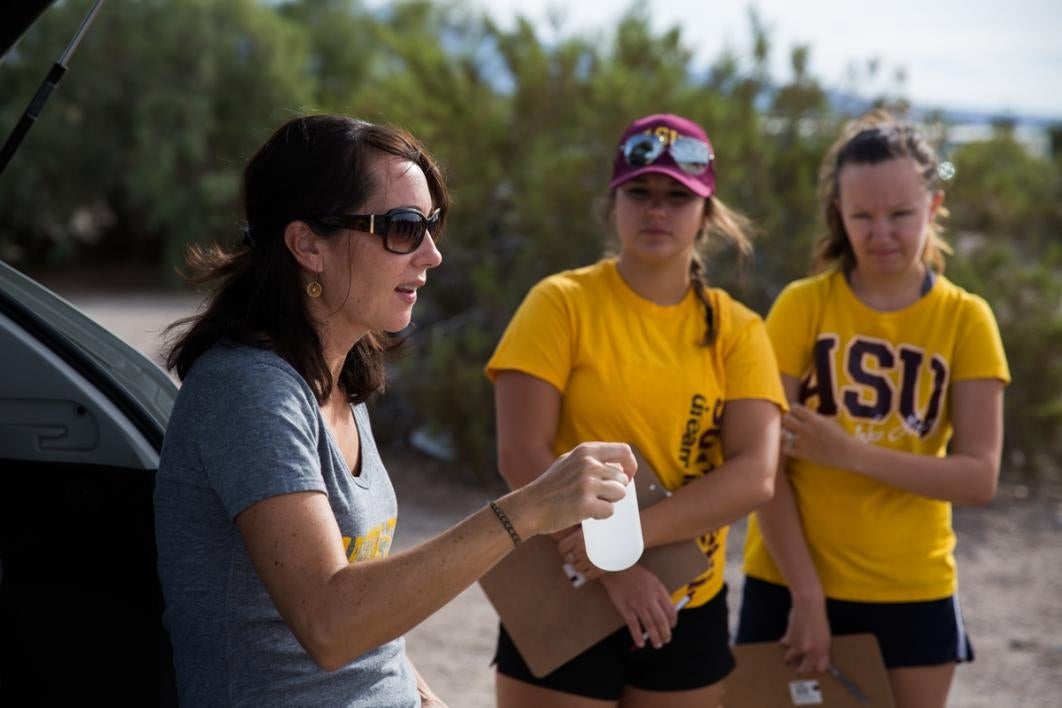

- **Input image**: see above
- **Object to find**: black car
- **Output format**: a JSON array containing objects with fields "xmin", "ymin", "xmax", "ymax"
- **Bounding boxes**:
[{"xmin": 1, "ymin": 3, "xmax": 179, "ymax": 704}]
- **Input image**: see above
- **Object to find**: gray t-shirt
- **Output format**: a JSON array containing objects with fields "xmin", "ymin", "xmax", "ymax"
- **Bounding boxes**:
[{"xmin": 155, "ymin": 342, "xmax": 418, "ymax": 707}]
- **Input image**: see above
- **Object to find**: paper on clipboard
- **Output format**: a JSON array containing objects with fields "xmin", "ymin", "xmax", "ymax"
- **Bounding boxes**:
[{"xmin": 477, "ymin": 447, "xmax": 709, "ymax": 678}]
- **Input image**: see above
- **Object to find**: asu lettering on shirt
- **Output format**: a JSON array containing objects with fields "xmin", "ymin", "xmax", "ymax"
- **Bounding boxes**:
[
  {"xmin": 800, "ymin": 334, "xmax": 948, "ymax": 443},
  {"xmin": 343, "ymin": 517, "xmax": 396, "ymax": 563}
]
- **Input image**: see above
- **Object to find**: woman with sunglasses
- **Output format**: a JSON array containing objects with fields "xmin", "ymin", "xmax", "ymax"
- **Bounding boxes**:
[
  {"xmin": 486, "ymin": 113, "xmax": 786, "ymax": 707},
  {"xmin": 154, "ymin": 114, "xmax": 637, "ymax": 708},
  {"xmin": 736, "ymin": 113, "xmax": 1010, "ymax": 708}
]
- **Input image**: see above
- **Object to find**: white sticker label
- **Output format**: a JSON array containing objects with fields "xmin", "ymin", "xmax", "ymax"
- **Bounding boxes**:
[{"xmin": 788, "ymin": 679, "xmax": 823, "ymax": 705}]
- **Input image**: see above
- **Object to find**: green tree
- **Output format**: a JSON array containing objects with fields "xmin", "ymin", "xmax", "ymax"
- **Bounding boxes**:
[
  {"xmin": 946, "ymin": 133, "xmax": 1062, "ymax": 478},
  {"xmin": 0, "ymin": 0, "xmax": 316, "ymax": 272}
]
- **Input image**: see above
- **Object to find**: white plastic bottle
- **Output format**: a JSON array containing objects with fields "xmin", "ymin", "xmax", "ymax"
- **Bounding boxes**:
[{"xmin": 581, "ymin": 477, "xmax": 644, "ymax": 571}]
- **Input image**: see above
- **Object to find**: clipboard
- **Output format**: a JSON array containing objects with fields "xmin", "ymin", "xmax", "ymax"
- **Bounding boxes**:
[
  {"xmin": 478, "ymin": 447, "xmax": 709, "ymax": 677},
  {"xmin": 727, "ymin": 634, "xmax": 895, "ymax": 707}
]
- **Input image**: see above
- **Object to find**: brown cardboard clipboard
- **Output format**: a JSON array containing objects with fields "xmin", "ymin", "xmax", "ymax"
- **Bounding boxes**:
[
  {"xmin": 727, "ymin": 633, "xmax": 896, "ymax": 707},
  {"xmin": 478, "ymin": 447, "xmax": 709, "ymax": 677}
]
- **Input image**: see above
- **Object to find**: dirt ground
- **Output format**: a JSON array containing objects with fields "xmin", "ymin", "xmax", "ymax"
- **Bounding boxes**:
[
  {"xmin": 64, "ymin": 288, "xmax": 1062, "ymax": 707},
  {"xmin": 389, "ymin": 452, "xmax": 1062, "ymax": 708}
]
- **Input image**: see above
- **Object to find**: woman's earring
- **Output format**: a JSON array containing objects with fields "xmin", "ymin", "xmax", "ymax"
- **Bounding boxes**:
[{"xmin": 306, "ymin": 272, "xmax": 322, "ymax": 298}]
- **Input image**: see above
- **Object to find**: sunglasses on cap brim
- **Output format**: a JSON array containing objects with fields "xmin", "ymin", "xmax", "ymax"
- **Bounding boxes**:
[
  {"xmin": 309, "ymin": 207, "xmax": 442, "ymax": 254},
  {"xmin": 621, "ymin": 133, "xmax": 713, "ymax": 176}
]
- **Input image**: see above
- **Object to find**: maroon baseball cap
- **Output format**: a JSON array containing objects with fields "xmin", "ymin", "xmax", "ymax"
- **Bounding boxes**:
[{"xmin": 609, "ymin": 113, "xmax": 716, "ymax": 197}]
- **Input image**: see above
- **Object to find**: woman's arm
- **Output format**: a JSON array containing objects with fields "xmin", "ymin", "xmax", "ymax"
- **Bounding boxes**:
[
  {"xmin": 236, "ymin": 441, "xmax": 635, "ymax": 672},
  {"xmin": 783, "ymin": 379, "xmax": 1005, "ymax": 505},
  {"xmin": 638, "ymin": 398, "xmax": 781, "ymax": 548},
  {"xmin": 755, "ymin": 375, "xmax": 831, "ymax": 673}
]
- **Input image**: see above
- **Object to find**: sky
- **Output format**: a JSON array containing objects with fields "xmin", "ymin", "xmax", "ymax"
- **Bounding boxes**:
[{"xmin": 469, "ymin": 0, "xmax": 1062, "ymax": 121}]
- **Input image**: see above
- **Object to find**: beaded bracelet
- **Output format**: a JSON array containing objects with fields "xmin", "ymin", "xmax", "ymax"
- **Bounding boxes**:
[{"xmin": 488, "ymin": 500, "xmax": 521, "ymax": 547}]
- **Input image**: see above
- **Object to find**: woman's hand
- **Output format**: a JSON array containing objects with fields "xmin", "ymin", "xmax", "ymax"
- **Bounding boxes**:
[
  {"xmin": 413, "ymin": 664, "xmax": 449, "ymax": 707},
  {"xmin": 781, "ymin": 593, "xmax": 831, "ymax": 675},
  {"xmin": 599, "ymin": 565, "xmax": 677, "ymax": 650},
  {"xmin": 781, "ymin": 405, "xmax": 857, "ymax": 468},
  {"xmin": 504, "ymin": 442, "xmax": 636, "ymax": 538},
  {"xmin": 419, "ymin": 693, "xmax": 449, "ymax": 708}
]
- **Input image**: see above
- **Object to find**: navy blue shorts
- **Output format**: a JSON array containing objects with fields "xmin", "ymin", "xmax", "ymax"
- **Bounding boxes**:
[
  {"xmin": 735, "ymin": 576, "xmax": 974, "ymax": 668},
  {"xmin": 494, "ymin": 586, "xmax": 735, "ymax": 699}
]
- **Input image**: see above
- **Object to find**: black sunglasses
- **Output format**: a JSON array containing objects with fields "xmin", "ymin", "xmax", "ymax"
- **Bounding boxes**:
[
  {"xmin": 309, "ymin": 207, "xmax": 442, "ymax": 254},
  {"xmin": 621, "ymin": 133, "xmax": 713, "ymax": 176}
]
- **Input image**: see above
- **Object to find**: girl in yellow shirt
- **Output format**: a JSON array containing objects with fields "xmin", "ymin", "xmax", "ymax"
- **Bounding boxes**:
[
  {"xmin": 488, "ymin": 114, "xmax": 786, "ymax": 708},
  {"xmin": 738, "ymin": 112, "xmax": 1010, "ymax": 708}
]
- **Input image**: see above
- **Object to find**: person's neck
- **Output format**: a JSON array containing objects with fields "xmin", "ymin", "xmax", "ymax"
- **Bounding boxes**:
[
  {"xmin": 616, "ymin": 254, "xmax": 691, "ymax": 305},
  {"xmin": 848, "ymin": 264, "xmax": 928, "ymax": 312},
  {"xmin": 314, "ymin": 319, "xmax": 363, "ymax": 394}
]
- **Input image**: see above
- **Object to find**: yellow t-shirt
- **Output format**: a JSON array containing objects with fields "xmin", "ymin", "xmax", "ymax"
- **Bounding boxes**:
[
  {"xmin": 487, "ymin": 258, "xmax": 786, "ymax": 607},
  {"xmin": 743, "ymin": 270, "xmax": 1011, "ymax": 601}
]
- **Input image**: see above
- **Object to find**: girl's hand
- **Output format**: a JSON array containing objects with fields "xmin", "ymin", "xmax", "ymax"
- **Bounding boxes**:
[
  {"xmin": 599, "ymin": 565, "xmax": 678, "ymax": 649},
  {"xmin": 781, "ymin": 594, "xmax": 832, "ymax": 675},
  {"xmin": 556, "ymin": 527, "xmax": 606, "ymax": 581},
  {"xmin": 782, "ymin": 405, "xmax": 857, "ymax": 468}
]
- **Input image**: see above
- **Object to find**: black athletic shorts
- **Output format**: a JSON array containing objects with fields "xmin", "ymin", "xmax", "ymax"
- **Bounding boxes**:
[
  {"xmin": 494, "ymin": 585, "xmax": 735, "ymax": 700},
  {"xmin": 735, "ymin": 576, "xmax": 975, "ymax": 668}
]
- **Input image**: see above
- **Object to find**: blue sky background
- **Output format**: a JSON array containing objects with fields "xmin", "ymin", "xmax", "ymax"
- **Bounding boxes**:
[{"xmin": 464, "ymin": 0, "xmax": 1062, "ymax": 121}]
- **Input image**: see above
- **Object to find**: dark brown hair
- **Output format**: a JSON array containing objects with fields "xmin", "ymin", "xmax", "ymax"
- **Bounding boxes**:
[
  {"xmin": 813, "ymin": 110, "xmax": 950, "ymax": 274},
  {"xmin": 165, "ymin": 114, "xmax": 449, "ymax": 404}
]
